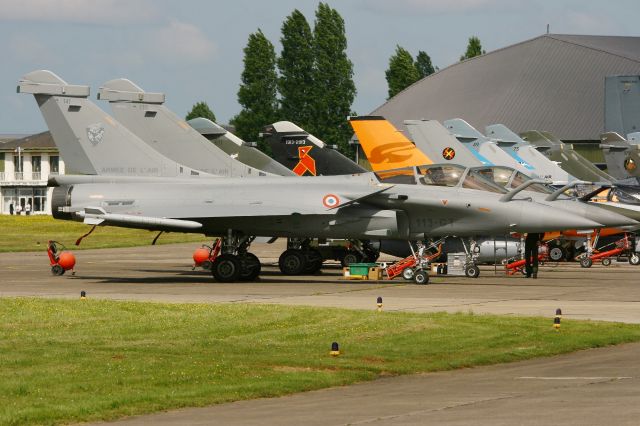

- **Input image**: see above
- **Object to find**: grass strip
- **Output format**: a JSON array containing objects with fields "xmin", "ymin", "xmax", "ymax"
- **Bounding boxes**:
[
  {"xmin": 2, "ymin": 298, "xmax": 640, "ymax": 425},
  {"xmin": 0, "ymin": 216, "xmax": 207, "ymax": 252}
]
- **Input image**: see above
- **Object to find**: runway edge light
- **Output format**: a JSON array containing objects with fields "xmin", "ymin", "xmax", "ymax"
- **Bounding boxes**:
[
  {"xmin": 330, "ymin": 342, "xmax": 340, "ymax": 357},
  {"xmin": 80, "ymin": 290, "xmax": 86, "ymax": 299},
  {"xmin": 377, "ymin": 296, "xmax": 383, "ymax": 312},
  {"xmin": 553, "ymin": 308, "xmax": 561, "ymax": 331}
]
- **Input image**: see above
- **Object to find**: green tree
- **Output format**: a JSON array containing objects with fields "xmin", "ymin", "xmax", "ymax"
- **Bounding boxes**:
[
  {"xmin": 460, "ymin": 36, "xmax": 486, "ymax": 61},
  {"xmin": 415, "ymin": 50, "xmax": 435, "ymax": 79},
  {"xmin": 385, "ymin": 45, "xmax": 420, "ymax": 99},
  {"xmin": 278, "ymin": 9, "xmax": 315, "ymax": 129},
  {"xmin": 310, "ymin": 2, "xmax": 357, "ymax": 157},
  {"xmin": 185, "ymin": 101, "xmax": 216, "ymax": 122},
  {"xmin": 231, "ymin": 29, "xmax": 279, "ymax": 154}
]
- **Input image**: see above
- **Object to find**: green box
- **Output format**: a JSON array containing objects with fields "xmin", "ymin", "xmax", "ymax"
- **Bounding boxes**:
[{"xmin": 349, "ymin": 263, "xmax": 377, "ymax": 276}]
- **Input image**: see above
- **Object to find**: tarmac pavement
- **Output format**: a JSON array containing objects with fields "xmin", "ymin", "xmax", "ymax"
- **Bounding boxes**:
[{"xmin": 1, "ymin": 241, "xmax": 639, "ymax": 425}]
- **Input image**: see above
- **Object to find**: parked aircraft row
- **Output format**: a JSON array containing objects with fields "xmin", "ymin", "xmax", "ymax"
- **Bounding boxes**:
[{"xmin": 17, "ymin": 70, "xmax": 640, "ymax": 282}]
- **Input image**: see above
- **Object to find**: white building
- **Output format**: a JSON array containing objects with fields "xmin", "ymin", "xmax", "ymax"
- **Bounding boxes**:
[{"xmin": 0, "ymin": 131, "xmax": 65, "ymax": 215}]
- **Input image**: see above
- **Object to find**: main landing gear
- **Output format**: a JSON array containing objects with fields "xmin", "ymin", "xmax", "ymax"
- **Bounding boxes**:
[
  {"xmin": 279, "ymin": 238, "xmax": 323, "ymax": 275},
  {"xmin": 210, "ymin": 231, "xmax": 261, "ymax": 282}
]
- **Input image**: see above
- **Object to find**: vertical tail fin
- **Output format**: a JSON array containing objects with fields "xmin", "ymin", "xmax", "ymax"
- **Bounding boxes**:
[
  {"xmin": 405, "ymin": 119, "xmax": 483, "ymax": 167},
  {"xmin": 98, "ymin": 78, "xmax": 269, "ymax": 177},
  {"xmin": 18, "ymin": 70, "xmax": 201, "ymax": 177},
  {"xmin": 189, "ymin": 118, "xmax": 294, "ymax": 176},
  {"xmin": 262, "ymin": 121, "xmax": 365, "ymax": 176},
  {"xmin": 486, "ymin": 123, "xmax": 574, "ymax": 181},
  {"xmin": 348, "ymin": 116, "xmax": 432, "ymax": 171},
  {"xmin": 600, "ymin": 132, "xmax": 633, "ymax": 179}
]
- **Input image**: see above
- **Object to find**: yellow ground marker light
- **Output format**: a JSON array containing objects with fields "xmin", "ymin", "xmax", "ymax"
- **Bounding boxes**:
[
  {"xmin": 554, "ymin": 308, "xmax": 562, "ymax": 331},
  {"xmin": 330, "ymin": 342, "xmax": 340, "ymax": 357}
]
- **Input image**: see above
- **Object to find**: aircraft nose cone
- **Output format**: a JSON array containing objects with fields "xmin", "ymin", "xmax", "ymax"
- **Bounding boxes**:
[
  {"xmin": 514, "ymin": 202, "xmax": 602, "ymax": 233},
  {"xmin": 579, "ymin": 202, "xmax": 640, "ymax": 227}
]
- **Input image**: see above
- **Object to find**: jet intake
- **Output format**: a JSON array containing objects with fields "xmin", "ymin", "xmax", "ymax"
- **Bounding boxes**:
[{"xmin": 51, "ymin": 185, "xmax": 74, "ymax": 220}]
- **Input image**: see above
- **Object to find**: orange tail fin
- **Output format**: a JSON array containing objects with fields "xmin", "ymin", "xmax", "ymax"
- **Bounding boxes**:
[{"xmin": 349, "ymin": 116, "xmax": 432, "ymax": 171}]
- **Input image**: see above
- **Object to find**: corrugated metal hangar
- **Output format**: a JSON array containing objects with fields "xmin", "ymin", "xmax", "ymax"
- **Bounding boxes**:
[{"xmin": 371, "ymin": 34, "xmax": 640, "ymax": 143}]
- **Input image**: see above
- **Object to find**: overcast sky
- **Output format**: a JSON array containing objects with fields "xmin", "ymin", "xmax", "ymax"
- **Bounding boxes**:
[{"xmin": 1, "ymin": 0, "xmax": 639, "ymax": 134}]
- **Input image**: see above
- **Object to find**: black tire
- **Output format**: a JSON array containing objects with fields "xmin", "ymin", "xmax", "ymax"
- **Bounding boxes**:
[
  {"xmin": 601, "ymin": 258, "xmax": 612, "ymax": 267},
  {"xmin": 580, "ymin": 257, "xmax": 593, "ymax": 268},
  {"xmin": 279, "ymin": 250, "xmax": 306, "ymax": 275},
  {"xmin": 402, "ymin": 267, "xmax": 415, "ymax": 281},
  {"xmin": 303, "ymin": 249, "xmax": 323, "ymax": 274},
  {"xmin": 51, "ymin": 265, "xmax": 65, "ymax": 276},
  {"xmin": 239, "ymin": 253, "xmax": 261, "ymax": 281},
  {"xmin": 211, "ymin": 254, "xmax": 241, "ymax": 282},
  {"xmin": 548, "ymin": 246, "xmax": 564, "ymax": 261},
  {"xmin": 414, "ymin": 270, "xmax": 429, "ymax": 285},
  {"xmin": 630, "ymin": 252, "xmax": 640, "ymax": 266},
  {"xmin": 465, "ymin": 264, "xmax": 480, "ymax": 278},
  {"xmin": 341, "ymin": 251, "xmax": 363, "ymax": 267}
]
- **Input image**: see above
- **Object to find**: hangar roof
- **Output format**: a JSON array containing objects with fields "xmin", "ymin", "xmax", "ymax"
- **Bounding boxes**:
[{"xmin": 372, "ymin": 34, "xmax": 640, "ymax": 141}]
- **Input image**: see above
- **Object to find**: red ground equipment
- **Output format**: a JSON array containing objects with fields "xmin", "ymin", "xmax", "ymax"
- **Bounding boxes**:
[
  {"xmin": 47, "ymin": 240, "xmax": 76, "ymax": 276},
  {"xmin": 578, "ymin": 233, "xmax": 635, "ymax": 268},
  {"xmin": 384, "ymin": 239, "xmax": 444, "ymax": 284},
  {"xmin": 505, "ymin": 245, "xmax": 548, "ymax": 276},
  {"xmin": 192, "ymin": 239, "xmax": 222, "ymax": 270}
]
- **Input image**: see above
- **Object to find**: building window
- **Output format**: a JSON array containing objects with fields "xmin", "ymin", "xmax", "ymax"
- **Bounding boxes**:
[
  {"xmin": 33, "ymin": 188, "xmax": 47, "ymax": 212},
  {"xmin": 13, "ymin": 155, "xmax": 24, "ymax": 180},
  {"xmin": 50, "ymin": 155, "xmax": 59, "ymax": 174},
  {"xmin": 32, "ymin": 155, "xmax": 41, "ymax": 180}
]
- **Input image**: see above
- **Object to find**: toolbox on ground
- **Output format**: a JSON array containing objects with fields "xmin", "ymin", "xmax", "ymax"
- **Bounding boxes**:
[{"xmin": 343, "ymin": 263, "xmax": 381, "ymax": 280}]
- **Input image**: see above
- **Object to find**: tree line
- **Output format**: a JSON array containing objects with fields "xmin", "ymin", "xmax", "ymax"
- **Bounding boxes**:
[{"xmin": 187, "ymin": 2, "xmax": 486, "ymax": 159}]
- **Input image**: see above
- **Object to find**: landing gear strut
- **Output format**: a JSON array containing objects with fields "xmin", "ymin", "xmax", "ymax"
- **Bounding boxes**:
[
  {"xmin": 279, "ymin": 238, "xmax": 323, "ymax": 275},
  {"xmin": 211, "ymin": 231, "xmax": 261, "ymax": 282}
]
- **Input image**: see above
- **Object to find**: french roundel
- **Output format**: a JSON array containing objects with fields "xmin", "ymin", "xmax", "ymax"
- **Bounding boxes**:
[
  {"xmin": 442, "ymin": 147, "xmax": 456, "ymax": 160},
  {"xmin": 322, "ymin": 194, "xmax": 340, "ymax": 208}
]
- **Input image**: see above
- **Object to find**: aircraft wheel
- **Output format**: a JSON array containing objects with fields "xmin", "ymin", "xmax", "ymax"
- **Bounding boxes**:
[
  {"xmin": 279, "ymin": 250, "xmax": 306, "ymax": 275},
  {"xmin": 465, "ymin": 264, "xmax": 480, "ymax": 278},
  {"xmin": 51, "ymin": 265, "xmax": 65, "ymax": 276},
  {"xmin": 413, "ymin": 270, "xmax": 429, "ymax": 285},
  {"xmin": 212, "ymin": 254, "xmax": 241, "ymax": 282},
  {"xmin": 580, "ymin": 257, "xmax": 593, "ymax": 268},
  {"xmin": 303, "ymin": 249, "xmax": 323, "ymax": 274},
  {"xmin": 548, "ymin": 246, "xmax": 564, "ymax": 262},
  {"xmin": 630, "ymin": 252, "xmax": 640, "ymax": 266},
  {"xmin": 601, "ymin": 258, "xmax": 612, "ymax": 267},
  {"xmin": 341, "ymin": 251, "xmax": 362, "ymax": 267},
  {"xmin": 239, "ymin": 253, "xmax": 261, "ymax": 281},
  {"xmin": 402, "ymin": 267, "xmax": 415, "ymax": 281}
]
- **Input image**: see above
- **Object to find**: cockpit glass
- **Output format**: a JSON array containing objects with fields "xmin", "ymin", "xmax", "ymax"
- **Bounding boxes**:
[
  {"xmin": 609, "ymin": 187, "xmax": 640, "ymax": 205},
  {"xmin": 510, "ymin": 172, "xmax": 553, "ymax": 194},
  {"xmin": 374, "ymin": 167, "xmax": 416, "ymax": 184},
  {"xmin": 475, "ymin": 166, "xmax": 513, "ymax": 186},
  {"xmin": 416, "ymin": 164, "xmax": 465, "ymax": 187},
  {"xmin": 462, "ymin": 172, "xmax": 507, "ymax": 193}
]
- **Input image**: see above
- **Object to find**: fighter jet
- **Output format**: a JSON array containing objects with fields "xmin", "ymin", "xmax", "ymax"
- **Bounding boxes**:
[
  {"xmin": 600, "ymin": 132, "xmax": 640, "ymax": 181},
  {"xmin": 188, "ymin": 117, "xmax": 294, "ymax": 176},
  {"xmin": 443, "ymin": 119, "xmax": 535, "ymax": 176},
  {"xmin": 18, "ymin": 70, "xmax": 612, "ymax": 282},
  {"xmin": 96, "ymin": 78, "xmax": 274, "ymax": 178},
  {"xmin": 520, "ymin": 130, "xmax": 615, "ymax": 183},
  {"xmin": 261, "ymin": 121, "xmax": 367, "ymax": 176}
]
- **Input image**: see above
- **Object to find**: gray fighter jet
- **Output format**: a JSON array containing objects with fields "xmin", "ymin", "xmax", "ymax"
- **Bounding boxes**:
[
  {"xmin": 188, "ymin": 117, "xmax": 294, "ymax": 176},
  {"xmin": 520, "ymin": 130, "xmax": 615, "ymax": 183},
  {"xmin": 18, "ymin": 70, "xmax": 633, "ymax": 282},
  {"xmin": 443, "ymin": 119, "xmax": 536, "ymax": 176},
  {"xmin": 600, "ymin": 132, "xmax": 640, "ymax": 181}
]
